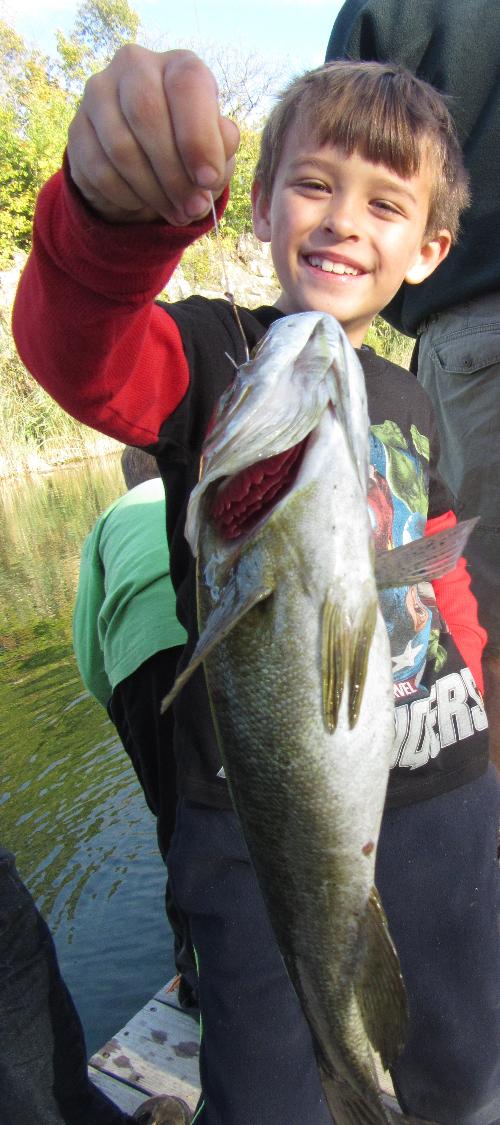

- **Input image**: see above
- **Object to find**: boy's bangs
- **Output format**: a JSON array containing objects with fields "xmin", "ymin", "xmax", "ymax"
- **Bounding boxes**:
[{"xmin": 297, "ymin": 71, "xmax": 430, "ymax": 180}]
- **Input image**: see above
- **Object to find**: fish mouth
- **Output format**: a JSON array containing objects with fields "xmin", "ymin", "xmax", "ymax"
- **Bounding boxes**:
[{"xmin": 211, "ymin": 439, "xmax": 308, "ymax": 540}]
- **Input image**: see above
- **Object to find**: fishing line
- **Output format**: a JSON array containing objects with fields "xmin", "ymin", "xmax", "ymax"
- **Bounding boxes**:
[{"xmin": 210, "ymin": 192, "xmax": 250, "ymax": 363}]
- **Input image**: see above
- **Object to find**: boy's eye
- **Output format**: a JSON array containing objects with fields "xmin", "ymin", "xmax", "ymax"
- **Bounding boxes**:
[
  {"xmin": 372, "ymin": 199, "xmax": 403, "ymax": 216},
  {"xmin": 296, "ymin": 179, "xmax": 330, "ymax": 194}
]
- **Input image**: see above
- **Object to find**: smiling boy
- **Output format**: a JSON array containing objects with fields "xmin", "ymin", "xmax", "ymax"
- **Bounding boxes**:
[{"xmin": 13, "ymin": 53, "xmax": 499, "ymax": 1125}]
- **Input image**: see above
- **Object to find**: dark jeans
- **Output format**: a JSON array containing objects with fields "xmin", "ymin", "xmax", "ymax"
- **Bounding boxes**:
[
  {"xmin": 110, "ymin": 648, "xmax": 199, "ymax": 1012},
  {"xmin": 168, "ymin": 768, "xmax": 500, "ymax": 1125},
  {"xmin": 0, "ymin": 847, "xmax": 132, "ymax": 1125}
]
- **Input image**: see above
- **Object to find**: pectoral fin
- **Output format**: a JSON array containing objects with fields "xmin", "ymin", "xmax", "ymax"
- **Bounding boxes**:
[
  {"xmin": 355, "ymin": 887, "xmax": 408, "ymax": 1072},
  {"xmin": 322, "ymin": 593, "xmax": 377, "ymax": 732},
  {"xmin": 161, "ymin": 578, "xmax": 273, "ymax": 713},
  {"xmin": 375, "ymin": 517, "xmax": 478, "ymax": 589},
  {"xmin": 322, "ymin": 597, "xmax": 348, "ymax": 732},
  {"xmin": 348, "ymin": 600, "xmax": 377, "ymax": 727}
]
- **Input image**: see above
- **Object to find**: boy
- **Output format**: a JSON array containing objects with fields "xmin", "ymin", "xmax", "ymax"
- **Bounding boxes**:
[{"xmin": 13, "ymin": 51, "xmax": 499, "ymax": 1125}]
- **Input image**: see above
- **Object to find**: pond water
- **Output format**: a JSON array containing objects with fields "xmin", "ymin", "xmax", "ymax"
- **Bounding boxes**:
[{"xmin": 0, "ymin": 453, "xmax": 175, "ymax": 1057}]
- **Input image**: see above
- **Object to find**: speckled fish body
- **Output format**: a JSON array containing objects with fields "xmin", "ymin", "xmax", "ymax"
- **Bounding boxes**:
[{"xmin": 165, "ymin": 312, "xmax": 448, "ymax": 1125}]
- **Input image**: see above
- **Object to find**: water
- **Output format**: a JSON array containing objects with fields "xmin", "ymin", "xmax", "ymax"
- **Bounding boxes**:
[{"xmin": 0, "ymin": 454, "xmax": 175, "ymax": 1056}]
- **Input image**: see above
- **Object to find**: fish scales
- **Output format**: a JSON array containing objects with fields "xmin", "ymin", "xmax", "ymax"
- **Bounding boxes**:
[{"xmin": 164, "ymin": 312, "xmax": 444, "ymax": 1125}]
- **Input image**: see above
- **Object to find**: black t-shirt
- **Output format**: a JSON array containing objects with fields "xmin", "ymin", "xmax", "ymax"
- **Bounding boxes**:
[{"xmin": 148, "ymin": 296, "xmax": 488, "ymax": 810}]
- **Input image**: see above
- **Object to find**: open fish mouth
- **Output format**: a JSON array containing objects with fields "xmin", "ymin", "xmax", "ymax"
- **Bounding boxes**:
[{"xmin": 210, "ymin": 439, "xmax": 308, "ymax": 541}]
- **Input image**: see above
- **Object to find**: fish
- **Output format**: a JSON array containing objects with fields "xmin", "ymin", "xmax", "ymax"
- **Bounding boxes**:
[{"xmin": 163, "ymin": 311, "xmax": 475, "ymax": 1125}]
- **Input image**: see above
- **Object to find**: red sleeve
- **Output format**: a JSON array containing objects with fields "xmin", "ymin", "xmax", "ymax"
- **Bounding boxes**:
[
  {"xmin": 425, "ymin": 510, "xmax": 487, "ymax": 692},
  {"xmin": 12, "ymin": 162, "xmax": 229, "ymax": 447}
]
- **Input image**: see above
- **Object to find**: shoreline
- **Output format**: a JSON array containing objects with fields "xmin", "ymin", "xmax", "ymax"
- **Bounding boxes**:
[{"xmin": 0, "ymin": 436, "xmax": 122, "ymax": 481}]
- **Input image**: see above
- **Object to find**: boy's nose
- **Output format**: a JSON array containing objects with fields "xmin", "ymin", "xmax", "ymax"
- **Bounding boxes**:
[{"xmin": 323, "ymin": 198, "xmax": 359, "ymax": 240}]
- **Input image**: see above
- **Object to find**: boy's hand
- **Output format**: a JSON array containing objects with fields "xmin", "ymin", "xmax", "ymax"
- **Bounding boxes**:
[{"xmin": 67, "ymin": 46, "xmax": 239, "ymax": 225}]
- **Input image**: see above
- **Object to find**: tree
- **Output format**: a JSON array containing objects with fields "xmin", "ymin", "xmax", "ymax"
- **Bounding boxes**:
[
  {"xmin": 0, "ymin": 21, "xmax": 74, "ymax": 265},
  {"xmin": 221, "ymin": 123, "xmax": 262, "ymax": 239},
  {"xmin": 0, "ymin": 0, "xmax": 139, "ymax": 264},
  {"xmin": 56, "ymin": 0, "xmax": 139, "ymax": 95},
  {"xmin": 200, "ymin": 42, "xmax": 287, "ymax": 124}
]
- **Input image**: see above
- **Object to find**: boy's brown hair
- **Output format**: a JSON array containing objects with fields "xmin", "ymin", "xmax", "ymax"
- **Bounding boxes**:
[{"xmin": 255, "ymin": 61, "xmax": 469, "ymax": 240}]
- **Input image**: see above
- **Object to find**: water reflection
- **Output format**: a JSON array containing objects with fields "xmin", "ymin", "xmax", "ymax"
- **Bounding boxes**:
[{"xmin": 0, "ymin": 455, "xmax": 174, "ymax": 1056}]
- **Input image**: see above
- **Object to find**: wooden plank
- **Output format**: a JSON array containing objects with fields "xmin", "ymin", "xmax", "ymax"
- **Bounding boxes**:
[
  {"xmin": 89, "ymin": 997, "xmax": 201, "ymax": 1111},
  {"xmin": 89, "ymin": 1068, "xmax": 147, "ymax": 1113},
  {"xmin": 154, "ymin": 979, "xmax": 185, "ymax": 1011}
]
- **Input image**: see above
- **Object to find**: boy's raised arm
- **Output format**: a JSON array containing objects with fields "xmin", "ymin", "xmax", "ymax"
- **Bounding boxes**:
[
  {"xmin": 67, "ymin": 46, "xmax": 239, "ymax": 225},
  {"xmin": 12, "ymin": 49, "xmax": 236, "ymax": 446}
]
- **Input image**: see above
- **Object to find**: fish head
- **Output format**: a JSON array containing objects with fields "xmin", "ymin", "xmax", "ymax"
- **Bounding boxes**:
[{"xmin": 186, "ymin": 311, "xmax": 371, "ymax": 583}]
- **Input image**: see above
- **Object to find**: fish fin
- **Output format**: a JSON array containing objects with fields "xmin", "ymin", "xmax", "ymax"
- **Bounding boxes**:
[
  {"xmin": 348, "ymin": 598, "xmax": 378, "ymax": 728},
  {"xmin": 322, "ymin": 594, "xmax": 378, "ymax": 731},
  {"xmin": 160, "ymin": 579, "xmax": 273, "ymax": 713},
  {"xmin": 322, "ymin": 595, "xmax": 348, "ymax": 732},
  {"xmin": 375, "ymin": 518, "xmax": 478, "ymax": 589},
  {"xmin": 355, "ymin": 887, "xmax": 408, "ymax": 1072},
  {"xmin": 318, "ymin": 1068, "xmax": 393, "ymax": 1125}
]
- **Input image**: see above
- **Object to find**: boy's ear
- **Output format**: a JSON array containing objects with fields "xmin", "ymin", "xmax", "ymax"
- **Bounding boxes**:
[
  {"xmin": 405, "ymin": 230, "xmax": 452, "ymax": 285},
  {"xmin": 252, "ymin": 180, "xmax": 272, "ymax": 242}
]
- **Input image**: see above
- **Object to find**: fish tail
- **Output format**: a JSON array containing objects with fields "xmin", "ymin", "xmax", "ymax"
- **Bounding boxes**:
[
  {"xmin": 319, "ymin": 1074, "xmax": 440, "ymax": 1125},
  {"xmin": 319, "ymin": 1067, "xmax": 393, "ymax": 1125}
]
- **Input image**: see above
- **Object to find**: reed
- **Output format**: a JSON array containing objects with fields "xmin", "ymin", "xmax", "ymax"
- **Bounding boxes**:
[{"xmin": 0, "ymin": 309, "xmax": 119, "ymax": 477}]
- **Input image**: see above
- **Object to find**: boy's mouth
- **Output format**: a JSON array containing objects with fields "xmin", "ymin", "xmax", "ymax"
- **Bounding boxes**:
[{"xmin": 305, "ymin": 254, "xmax": 364, "ymax": 277}]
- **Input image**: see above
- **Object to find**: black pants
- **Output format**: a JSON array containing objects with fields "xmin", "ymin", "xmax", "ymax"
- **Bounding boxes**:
[
  {"xmin": 0, "ymin": 847, "xmax": 132, "ymax": 1125},
  {"xmin": 109, "ymin": 648, "xmax": 199, "ymax": 1011},
  {"xmin": 109, "ymin": 648, "xmax": 185, "ymax": 861},
  {"xmin": 168, "ymin": 768, "xmax": 500, "ymax": 1125}
]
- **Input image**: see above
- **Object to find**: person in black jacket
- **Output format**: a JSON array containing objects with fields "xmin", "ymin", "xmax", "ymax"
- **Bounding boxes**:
[{"xmin": 326, "ymin": 0, "xmax": 500, "ymax": 770}]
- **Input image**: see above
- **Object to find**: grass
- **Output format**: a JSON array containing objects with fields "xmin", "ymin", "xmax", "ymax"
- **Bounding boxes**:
[{"xmin": 0, "ymin": 308, "xmax": 120, "ymax": 477}]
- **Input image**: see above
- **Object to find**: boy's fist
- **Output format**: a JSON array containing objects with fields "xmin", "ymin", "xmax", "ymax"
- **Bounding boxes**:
[{"xmin": 67, "ymin": 46, "xmax": 240, "ymax": 225}]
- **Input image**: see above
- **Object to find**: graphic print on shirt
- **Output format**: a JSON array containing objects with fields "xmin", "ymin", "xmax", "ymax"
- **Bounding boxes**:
[
  {"xmin": 369, "ymin": 421, "xmax": 487, "ymax": 772},
  {"xmin": 369, "ymin": 420, "xmax": 444, "ymax": 695}
]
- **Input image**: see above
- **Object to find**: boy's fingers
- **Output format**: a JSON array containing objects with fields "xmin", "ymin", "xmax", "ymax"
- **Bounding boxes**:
[
  {"xmin": 67, "ymin": 45, "xmax": 238, "ymax": 225},
  {"xmin": 68, "ymin": 110, "xmax": 180, "ymax": 222},
  {"xmin": 164, "ymin": 52, "xmax": 238, "ymax": 194}
]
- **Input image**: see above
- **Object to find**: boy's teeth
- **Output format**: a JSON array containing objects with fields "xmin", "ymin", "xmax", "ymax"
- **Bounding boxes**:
[{"xmin": 308, "ymin": 256, "xmax": 360, "ymax": 275}]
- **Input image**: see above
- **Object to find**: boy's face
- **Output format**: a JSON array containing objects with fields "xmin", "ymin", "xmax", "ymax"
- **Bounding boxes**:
[{"xmin": 252, "ymin": 131, "xmax": 451, "ymax": 346}]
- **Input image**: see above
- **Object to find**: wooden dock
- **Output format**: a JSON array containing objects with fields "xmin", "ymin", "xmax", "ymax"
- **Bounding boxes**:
[
  {"xmin": 88, "ymin": 980, "xmax": 201, "ymax": 1116},
  {"xmin": 89, "ymin": 978, "xmax": 402, "ymax": 1119}
]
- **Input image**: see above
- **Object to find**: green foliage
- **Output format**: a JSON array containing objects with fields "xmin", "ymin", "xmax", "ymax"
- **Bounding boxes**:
[
  {"xmin": 0, "ymin": 0, "xmax": 139, "ymax": 265},
  {"xmin": 0, "ymin": 308, "xmax": 115, "ymax": 473},
  {"xmin": 56, "ymin": 0, "xmax": 139, "ymax": 94},
  {"xmin": 365, "ymin": 315, "xmax": 414, "ymax": 369},
  {"xmin": 221, "ymin": 124, "xmax": 261, "ymax": 240},
  {"xmin": 180, "ymin": 235, "xmax": 225, "ymax": 291}
]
